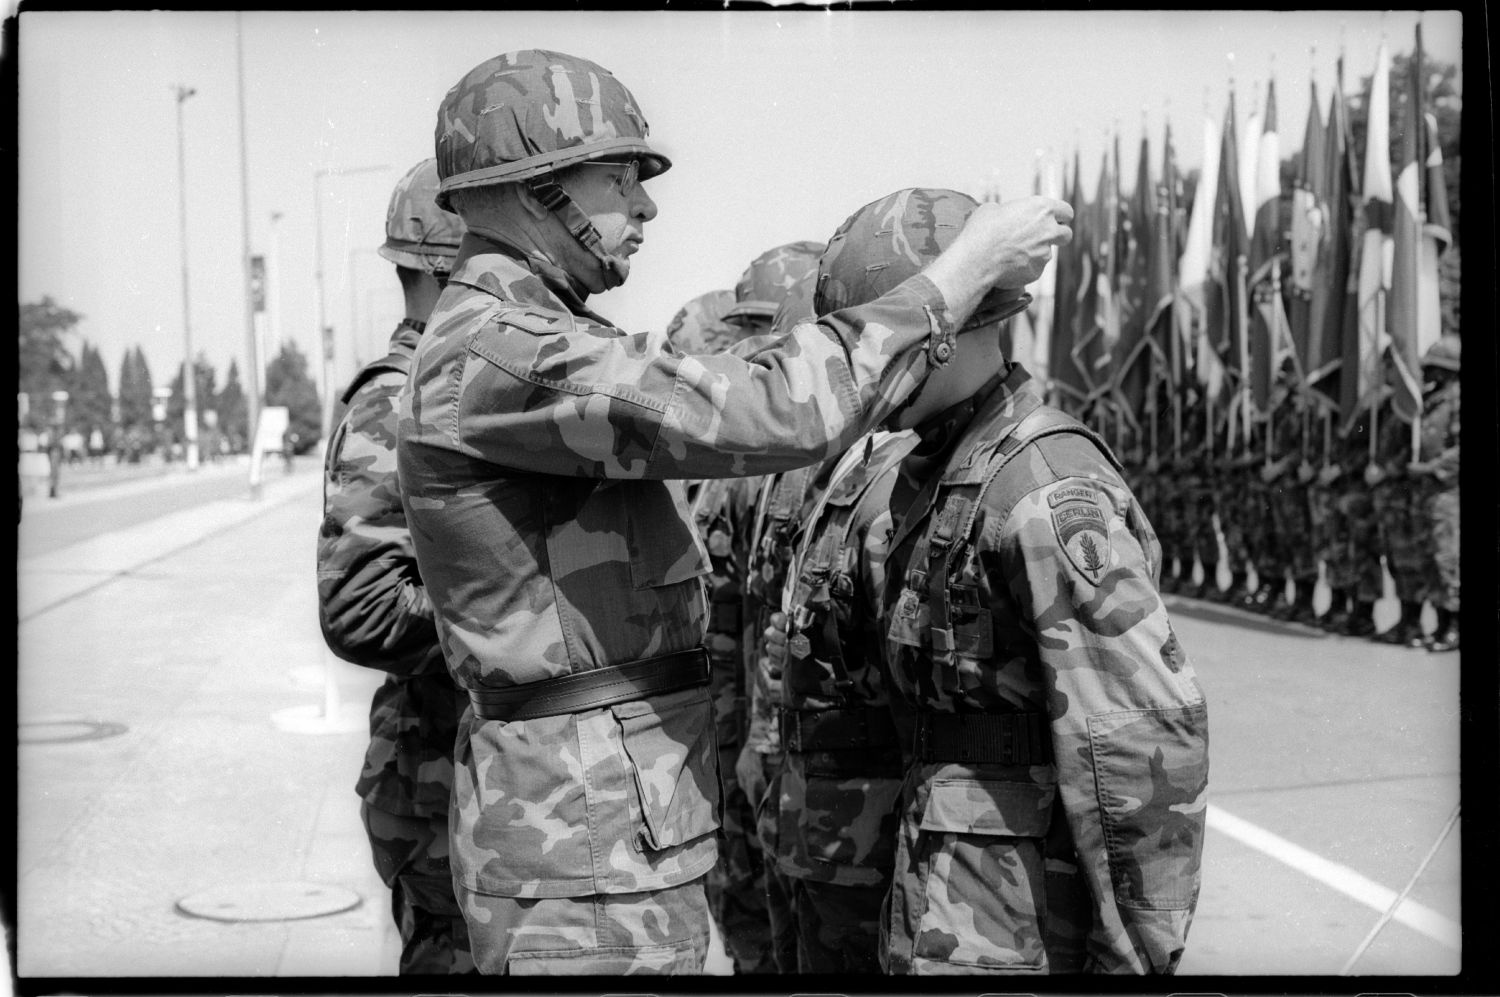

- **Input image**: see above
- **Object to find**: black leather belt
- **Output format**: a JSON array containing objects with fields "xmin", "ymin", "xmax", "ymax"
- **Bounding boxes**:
[
  {"xmin": 780, "ymin": 706, "xmax": 900, "ymax": 753},
  {"xmin": 468, "ymin": 647, "xmax": 710, "ymax": 722},
  {"xmin": 913, "ymin": 711, "xmax": 1051, "ymax": 766}
]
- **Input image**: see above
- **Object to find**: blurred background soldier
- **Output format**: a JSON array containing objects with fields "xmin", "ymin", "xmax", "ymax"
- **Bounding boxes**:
[
  {"xmin": 398, "ymin": 47, "xmax": 1073, "ymax": 975},
  {"xmin": 1324, "ymin": 402, "xmax": 1382, "ymax": 637},
  {"xmin": 1182, "ymin": 406, "xmax": 1223, "ymax": 600},
  {"xmin": 1368, "ymin": 365, "xmax": 1425, "ymax": 645},
  {"xmin": 1408, "ymin": 336, "xmax": 1461, "ymax": 651},
  {"xmin": 316, "ymin": 158, "xmax": 473, "ymax": 974},
  {"xmin": 726, "ymin": 245, "xmax": 825, "ymax": 974},
  {"xmin": 830, "ymin": 188, "xmax": 1206, "ymax": 975},
  {"xmin": 664, "ymin": 286, "xmax": 769, "ymax": 974},
  {"xmin": 1216, "ymin": 426, "xmax": 1254, "ymax": 605}
]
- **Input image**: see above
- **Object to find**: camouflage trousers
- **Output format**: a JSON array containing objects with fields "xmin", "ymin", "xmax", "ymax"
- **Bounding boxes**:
[
  {"xmin": 1331, "ymin": 486, "xmax": 1384, "ymax": 601},
  {"xmin": 1188, "ymin": 489, "xmax": 1219, "ymax": 571},
  {"xmin": 360, "ymin": 803, "xmax": 475, "ymax": 975},
  {"xmin": 456, "ymin": 879, "xmax": 710, "ymax": 975},
  {"xmin": 709, "ymin": 730, "xmax": 776, "ymax": 973},
  {"xmin": 788, "ymin": 878, "xmax": 885, "ymax": 974},
  {"xmin": 747, "ymin": 756, "xmax": 799, "ymax": 974},
  {"xmin": 1374, "ymin": 480, "xmax": 1424, "ymax": 600},
  {"xmin": 880, "ymin": 771, "xmax": 1089, "ymax": 975},
  {"xmin": 1423, "ymin": 487, "xmax": 1461, "ymax": 611}
]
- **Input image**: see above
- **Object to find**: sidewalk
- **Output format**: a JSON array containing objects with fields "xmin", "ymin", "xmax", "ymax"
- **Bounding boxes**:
[{"xmin": 18, "ymin": 466, "xmax": 401, "ymax": 977}]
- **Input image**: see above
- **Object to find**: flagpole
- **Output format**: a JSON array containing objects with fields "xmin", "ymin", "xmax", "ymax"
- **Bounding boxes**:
[{"xmin": 1369, "ymin": 288, "xmax": 1383, "ymax": 465}]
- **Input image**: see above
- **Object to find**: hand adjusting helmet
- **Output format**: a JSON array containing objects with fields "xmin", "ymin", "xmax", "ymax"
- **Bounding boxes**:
[
  {"xmin": 816, "ymin": 187, "xmax": 1031, "ymax": 334},
  {"xmin": 379, "ymin": 158, "xmax": 465, "ymax": 283},
  {"xmin": 435, "ymin": 49, "xmax": 670, "ymax": 290}
]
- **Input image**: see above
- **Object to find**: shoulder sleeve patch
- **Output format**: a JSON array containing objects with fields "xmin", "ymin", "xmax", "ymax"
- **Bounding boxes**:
[
  {"xmin": 1048, "ymin": 480, "xmax": 1111, "ymax": 585},
  {"xmin": 495, "ymin": 307, "xmax": 572, "ymax": 336}
]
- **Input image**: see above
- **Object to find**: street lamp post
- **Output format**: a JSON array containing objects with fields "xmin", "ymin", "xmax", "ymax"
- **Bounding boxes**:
[
  {"xmin": 313, "ymin": 163, "xmax": 388, "ymax": 445},
  {"xmin": 173, "ymin": 83, "xmax": 201, "ymax": 471}
]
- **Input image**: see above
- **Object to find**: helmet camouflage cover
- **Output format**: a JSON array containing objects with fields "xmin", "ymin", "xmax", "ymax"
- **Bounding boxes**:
[
  {"xmin": 434, "ymin": 49, "xmax": 670, "ymax": 210},
  {"xmin": 1422, "ymin": 333, "xmax": 1461, "ymax": 372},
  {"xmin": 379, "ymin": 158, "xmax": 465, "ymax": 273},
  {"xmin": 816, "ymin": 188, "xmax": 1029, "ymax": 326},
  {"xmin": 724, "ymin": 241, "xmax": 827, "ymax": 322},
  {"xmin": 768, "ymin": 265, "xmax": 819, "ymax": 336},
  {"xmin": 665, "ymin": 289, "xmax": 737, "ymax": 354}
]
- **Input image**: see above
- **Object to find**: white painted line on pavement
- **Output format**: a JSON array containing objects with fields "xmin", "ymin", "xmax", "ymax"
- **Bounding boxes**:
[{"xmin": 1207, "ymin": 804, "xmax": 1461, "ymax": 951}]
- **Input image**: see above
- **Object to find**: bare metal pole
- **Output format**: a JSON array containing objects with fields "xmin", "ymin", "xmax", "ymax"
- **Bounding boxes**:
[
  {"xmin": 235, "ymin": 14, "xmax": 262, "ymax": 499},
  {"xmin": 174, "ymin": 83, "xmax": 201, "ymax": 470}
]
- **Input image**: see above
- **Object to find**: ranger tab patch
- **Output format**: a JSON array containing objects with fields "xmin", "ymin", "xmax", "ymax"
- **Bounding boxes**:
[{"xmin": 1049, "ymin": 483, "xmax": 1110, "ymax": 584}]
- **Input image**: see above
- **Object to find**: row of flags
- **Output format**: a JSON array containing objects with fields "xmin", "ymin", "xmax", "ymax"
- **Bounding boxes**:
[{"xmin": 1007, "ymin": 23, "xmax": 1452, "ymax": 460}]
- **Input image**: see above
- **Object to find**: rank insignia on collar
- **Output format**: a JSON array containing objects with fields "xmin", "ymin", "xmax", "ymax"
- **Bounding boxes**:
[{"xmin": 1050, "ymin": 485, "xmax": 1110, "ymax": 585}]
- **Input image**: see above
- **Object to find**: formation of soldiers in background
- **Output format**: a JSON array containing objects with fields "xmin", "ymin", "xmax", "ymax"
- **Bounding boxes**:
[{"xmin": 313, "ymin": 37, "xmax": 1453, "ymax": 978}]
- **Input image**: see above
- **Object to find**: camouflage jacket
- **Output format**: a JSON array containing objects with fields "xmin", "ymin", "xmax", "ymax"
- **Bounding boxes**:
[
  {"xmin": 880, "ymin": 364, "xmax": 1209, "ymax": 975},
  {"xmin": 742, "ymin": 456, "xmax": 840, "ymax": 755},
  {"xmin": 396, "ymin": 234, "xmax": 961, "ymax": 899},
  {"xmin": 1415, "ymin": 381, "xmax": 1460, "ymax": 485},
  {"xmin": 774, "ymin": 430, "xmax": 920, "ymax": 885},
  {"xmin": 689, "ymin": 473, "xmax": 762, "ymax": 752},
  {"xmin": 317, "ymin": 320, "xmax": 465, "ymax": 816}
]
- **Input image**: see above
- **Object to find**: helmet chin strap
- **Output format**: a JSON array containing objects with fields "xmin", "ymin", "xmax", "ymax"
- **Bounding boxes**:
[{"xmin": 525, "ymin": 174, "xmax": 629, "ymax": 291}]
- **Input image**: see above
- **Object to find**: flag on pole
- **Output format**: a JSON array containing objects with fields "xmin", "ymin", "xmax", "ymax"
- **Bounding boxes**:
[
  {"xmin": 1248, "ymin": 75, "xmax": 1295, "ymax": 414},
  {"xmin": 1206, "ymin": 85, "xmax": 1249, "ymax": 396},
  {"xmin": 1388, "ymin": 33, "xmax": 1426, "ymax": 423},
  {"xmin": 1311, "ymin": 55, "xmax": 1359, "ymax": 406},
  {"xmin": 1025, "ymin": 151, "xmax": 1061, "ymax": 381},
  {"xmin": 1071, "ymin": 149, "xmax": 1114, "ymax": 402},
  {"xmin": 1289, "ymin": 77, "xmax": 1325, "ymax": 375},
  {"xmin": 1178, "ymin": 110, "xmax": 1223, "ymax": 399},
  {"xmin": 1239, "ymin": 82, "xmax": 1261, "ymax": 233},
  {"xmin": 1344, "ymin": 40, "xmax": 1393, "ymax": 424},
  {"xmin": 1113, "ymin": 125, "xmax": 1157, "ymax": 427},
  {"xmin": 1050, "ymin": 150, "xmax": 1092, "ymax": 410},
  {"xmin": 1416, "ymin": 23, "xmax": 1453, "ymax": 366},
  {"xmin": 1152, "ymin": 118, "xmax": 1182, "ymax": 390}
]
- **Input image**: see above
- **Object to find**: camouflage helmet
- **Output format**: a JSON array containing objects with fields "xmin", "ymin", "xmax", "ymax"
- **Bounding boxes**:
[
  {"xmin": 1422, "ymin": 334, "xmax": 1461, "ymax": 372},
  {"xmin": 816, "ymin": 188, "xmax": 1029, "ymax": 326},
  {"xmin": 724, "ymin": 241, "xmax": 826, "ymax": 323},
  {"xmin": 768, "ymin": 265, "xmax": 819, "ymax": 336},
  {"xmin": 379, "ymin": 159, "xmax": 465, "ymax": 274},
  {"xmin": 665, "ymin": 289, "xmax": 736, "ymax": 354},
  {"xmin": 434, "ymin": 49, "xmax": 670, "ymax": 211}
]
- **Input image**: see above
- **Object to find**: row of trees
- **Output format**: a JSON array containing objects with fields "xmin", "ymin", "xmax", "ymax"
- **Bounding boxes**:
[{"xmin": 18, "ymin": 296, "xmax": 324, "ymax": 455}]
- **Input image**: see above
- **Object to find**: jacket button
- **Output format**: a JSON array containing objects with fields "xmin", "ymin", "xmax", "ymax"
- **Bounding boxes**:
[{"xmin": 932, "ymin": 341, "xmax": 953, "ymax": 363}]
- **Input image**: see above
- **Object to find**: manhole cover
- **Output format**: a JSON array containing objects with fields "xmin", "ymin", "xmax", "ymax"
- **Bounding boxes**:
[
  {"xmin": 19, "ymin": 720, "xmax": 129, "ymax": 744},
  {"xmin": 176, "ymin": 882, "xmax": 362, "ymax": 922}
]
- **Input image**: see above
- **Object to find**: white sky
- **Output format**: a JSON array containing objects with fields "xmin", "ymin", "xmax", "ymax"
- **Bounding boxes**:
[{"xmin": 17, "ymin": 9, "xmax": 1464, "ymax": 407}]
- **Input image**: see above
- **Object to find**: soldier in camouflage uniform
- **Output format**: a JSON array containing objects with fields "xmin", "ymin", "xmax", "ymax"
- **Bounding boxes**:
[
  {"xmin": 661, "ymin": 285, "xmax": 776, "ymax": 975},
  {"xmin": 1306, "ymin": 403, "xmax": 1342, "ymax": 627},
  {"xmin": 1258, "ymin": 380, "xmax": 1316, "ymax": 620},
  {"xmin": 1408, "ymin": 336, "xmax": 1460, "ymax": 652},
  {"xmin": 396, "ymin": 48, "xmax": 1074, "ymax": 975},
  {"xmin": 1368, "ymin": 375, "xmax": 1426, "ymax": 645},
  {"xmin": 771, "ymin": 189, "xmax": 1035, "ymax": 974},
  {"xmin": 1322, "ymin": 402, "xmax": 1381, "ymax": 637},
  {"xmin": 728, "ymin": 253, "xmax": 830, "ymax": 975},
  {"xmin": 829, "ymin": 189, "xmax": 1208, "ymax": 975},
  {"xmin": 1214, "ymin": 433, "xmax": 1253, "ymax": 605},
  {"xmin": 316, "ymin": 159, "xmax": 474, "ymax": 974}
]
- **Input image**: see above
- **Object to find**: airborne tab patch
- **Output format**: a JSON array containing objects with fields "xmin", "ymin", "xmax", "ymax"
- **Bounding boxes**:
[{"xmin": 1050, "ymin": 485, "xmax": 1110, "ymax": 584}]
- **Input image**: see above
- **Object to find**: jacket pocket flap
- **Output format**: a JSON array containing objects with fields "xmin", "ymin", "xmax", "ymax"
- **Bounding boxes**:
[
  {"xmin": 918, "ymin": 779, "xmax": 1055, "ymax": 837},
  {"xmin": 614, "ymin": 689, "xmax": 722, "ymax": 850}
]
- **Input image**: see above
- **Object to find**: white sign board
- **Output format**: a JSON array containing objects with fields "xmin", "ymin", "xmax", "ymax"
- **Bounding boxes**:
[{"xmin": 247, "ymin": 406, "xmax": 291, "ymax": 490}]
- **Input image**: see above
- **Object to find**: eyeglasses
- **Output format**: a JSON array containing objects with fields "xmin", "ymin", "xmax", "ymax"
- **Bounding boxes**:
[{"xmin": 572, "ymin": 159, "xmax": 641, "ymax": 198}]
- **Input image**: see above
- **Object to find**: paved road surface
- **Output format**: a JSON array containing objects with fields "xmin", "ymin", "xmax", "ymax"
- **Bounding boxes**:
[{"xmin": 15, "ymin": 465, "xmax": 1467, "ymax": 981}]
